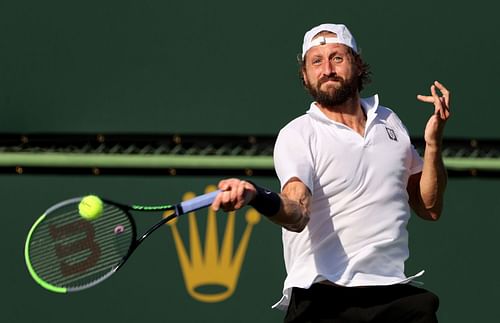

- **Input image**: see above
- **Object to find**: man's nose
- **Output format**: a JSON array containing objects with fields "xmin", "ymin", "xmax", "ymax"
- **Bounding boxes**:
[{"xmin": 321, "ymin": 61, "xmax": 334, "ymax": 76}]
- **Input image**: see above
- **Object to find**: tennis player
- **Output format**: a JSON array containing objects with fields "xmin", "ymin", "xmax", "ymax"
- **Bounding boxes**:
[{"xmin": 213, "ymin": 23, "xmax": 450, "ymax": 323}]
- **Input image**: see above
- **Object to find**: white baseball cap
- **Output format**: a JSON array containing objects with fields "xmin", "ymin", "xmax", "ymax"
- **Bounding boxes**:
[{"xmin": 301, "ymin": 23, "xmax": 358, "ymax": 59}]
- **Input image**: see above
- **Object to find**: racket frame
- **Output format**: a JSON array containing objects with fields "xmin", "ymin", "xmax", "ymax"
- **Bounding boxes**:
[{"xmin": 24, "ymin": 190, "xmax": 219, "ymax": 293}]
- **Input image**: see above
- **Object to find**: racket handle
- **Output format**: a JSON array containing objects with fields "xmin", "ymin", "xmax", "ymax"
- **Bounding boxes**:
[{"xmin": 178, "ymin": 190, "xmax": 220, "ymax": 214}]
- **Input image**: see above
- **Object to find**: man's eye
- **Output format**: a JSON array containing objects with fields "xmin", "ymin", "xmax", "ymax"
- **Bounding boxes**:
[
  {"xmin": 332, "ymin": 56, "xmax": 343, "ymax": 63},
  {"xmin": 312, "ymin": 58, "xmax": 322, "ymax": 65}
]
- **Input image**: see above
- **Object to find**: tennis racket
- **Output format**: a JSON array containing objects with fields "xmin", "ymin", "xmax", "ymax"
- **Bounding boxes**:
[{"xmin": 24, "ymin": 190, "xmax": 220, "ymax": 293}]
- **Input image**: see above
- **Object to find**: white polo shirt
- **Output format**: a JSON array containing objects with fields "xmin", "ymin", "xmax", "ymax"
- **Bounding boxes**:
[{"xmin": 272, "ymin": 95, "xmax": 424, "ymax": 310}]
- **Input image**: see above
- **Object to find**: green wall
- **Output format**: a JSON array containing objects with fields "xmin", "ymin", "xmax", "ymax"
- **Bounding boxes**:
[
  {"xmin": 2, "ymin": 175, "xmax": 499, "ymax": 322},
  {"xmin": 1, "ymin": 0, "xmax": 499, "ymax": 137}
]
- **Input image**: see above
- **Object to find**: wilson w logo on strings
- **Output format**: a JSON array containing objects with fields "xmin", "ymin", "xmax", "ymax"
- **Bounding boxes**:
[{"xmin": 164, "ymin": 186, "xmax": 261, "ymax": 303}]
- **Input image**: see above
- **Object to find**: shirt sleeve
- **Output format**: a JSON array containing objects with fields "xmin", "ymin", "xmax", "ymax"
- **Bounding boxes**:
[
  {"xmin": 409, "ymin": 144, "xmax": 424, "ymax": 175},
  {"xmin": 273, "ymin": 125, "xmax": 314, "ymax": 192},
  {"xmin": 389, "ymin": 111, "xmax": 423, "ymax": 175}
]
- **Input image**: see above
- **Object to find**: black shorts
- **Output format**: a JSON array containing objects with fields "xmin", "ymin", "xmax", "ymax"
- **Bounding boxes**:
[{"xmin": 284, "ymin": 283, "xmax": 439, "ymax": 323}]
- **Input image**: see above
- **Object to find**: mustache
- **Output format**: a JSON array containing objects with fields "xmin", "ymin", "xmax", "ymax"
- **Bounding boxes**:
[{"xmin": 318, "ymin": 75, "xmax": 344, "ymax": 86}]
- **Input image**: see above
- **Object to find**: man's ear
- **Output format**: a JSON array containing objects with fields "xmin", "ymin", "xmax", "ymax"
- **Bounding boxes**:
[{"xmin": 301, "ymin": 68, "xmax": 308, "ymax": 87}]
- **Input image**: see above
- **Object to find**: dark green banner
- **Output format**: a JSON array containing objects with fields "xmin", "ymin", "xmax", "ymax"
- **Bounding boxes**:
[{"xmin": 1, "ymin": 175, "xmax": 499, "ymax": 322}]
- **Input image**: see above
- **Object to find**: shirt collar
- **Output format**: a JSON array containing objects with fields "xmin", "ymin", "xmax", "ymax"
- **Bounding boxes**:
[{"xmin": 306, "ymin": 94, "xmax": 380, "ymax": 125}]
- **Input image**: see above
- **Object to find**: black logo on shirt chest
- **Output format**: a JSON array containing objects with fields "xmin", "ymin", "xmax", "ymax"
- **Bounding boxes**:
[{"xmin": 385, "ymin": 127, "xmax": 398, "ymax": 141}]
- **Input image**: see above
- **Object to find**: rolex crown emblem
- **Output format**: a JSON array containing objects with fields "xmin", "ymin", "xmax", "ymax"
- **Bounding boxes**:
[{"xmin": 165, "ymin": 185, "xmax": 261, "ymax": 303}]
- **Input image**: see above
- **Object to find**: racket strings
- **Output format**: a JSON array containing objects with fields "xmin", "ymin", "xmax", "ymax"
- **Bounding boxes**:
[{"xmin": 27, "ymin": 202, "xmax": 134, "ymax": 289}]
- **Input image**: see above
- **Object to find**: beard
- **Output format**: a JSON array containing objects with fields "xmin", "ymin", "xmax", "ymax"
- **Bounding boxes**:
[{"xmin": 305, "ymin": 74, "xmax": 359, "ymax": 107}]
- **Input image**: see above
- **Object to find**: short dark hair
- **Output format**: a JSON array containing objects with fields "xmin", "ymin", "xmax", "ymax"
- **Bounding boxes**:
[{"xmin": 298, "ymin": 47, "xmax": 372, "ymax": 91}]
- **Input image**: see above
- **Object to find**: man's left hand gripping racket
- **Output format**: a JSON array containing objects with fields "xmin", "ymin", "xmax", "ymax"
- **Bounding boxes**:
[{"xmin": 24, "ymin": 190, "xmax": 219, "ymax": 293}]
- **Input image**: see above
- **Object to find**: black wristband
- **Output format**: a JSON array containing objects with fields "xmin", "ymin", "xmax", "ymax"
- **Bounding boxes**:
[{"xmin": 247, "ymin": 181, "xmax": 281, "ymax": 217}]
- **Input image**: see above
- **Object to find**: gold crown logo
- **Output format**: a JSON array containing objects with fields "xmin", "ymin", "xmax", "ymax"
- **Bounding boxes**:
[{"xmin": 165, "ymin": 185, "xmax": 261, "ymax": 303}]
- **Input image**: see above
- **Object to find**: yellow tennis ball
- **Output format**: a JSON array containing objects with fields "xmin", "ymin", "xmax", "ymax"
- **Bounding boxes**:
[{"xmin": 78, "ymin": 195, "xmax": 104, "ymax": 220}]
